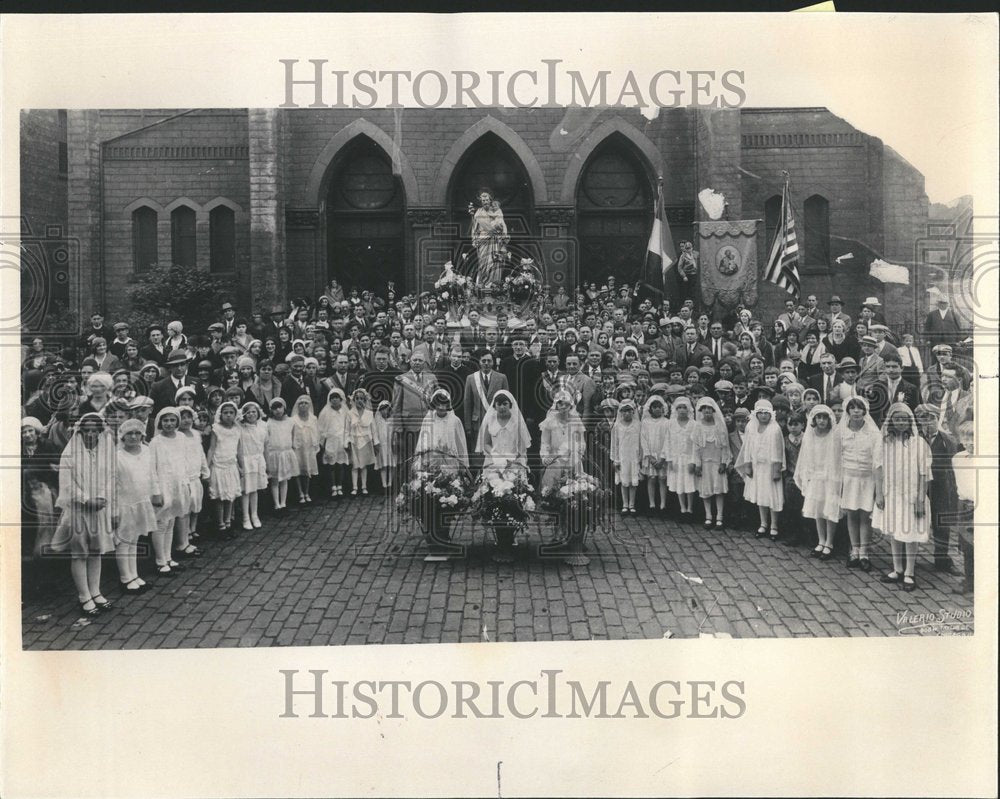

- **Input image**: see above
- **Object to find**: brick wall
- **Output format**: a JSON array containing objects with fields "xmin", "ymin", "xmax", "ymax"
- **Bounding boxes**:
[
  {"xmin": 739, "ymin": 108, "xmax": 926, "ymax": 329},
  {"xmin": 19, "ymin": 110, "xmax": 70, "ymax": 320},
  {"xmin": 98, "ymin": 110, "xmax": 251, "ymax": 317}
]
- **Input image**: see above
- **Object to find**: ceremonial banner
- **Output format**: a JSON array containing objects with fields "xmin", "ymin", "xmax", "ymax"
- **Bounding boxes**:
[{"xmin": 697, "ymin": 220, "xmax": 760, "ymax": 312}]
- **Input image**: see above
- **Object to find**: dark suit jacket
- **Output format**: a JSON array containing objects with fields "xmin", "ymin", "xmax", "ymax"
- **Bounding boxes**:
[
  {"xmin": 500, "ymin": 355, "xmax": 543, "ymax": 422},
  {"xmin": 808, "ymin": 371, "xmax": 842, "ymax": 405},
  {"xmin": 149, "ymin": 375, "xmax": 198, "ymax": 414},
  {"xmin": 463, "ymin": 370, "xmax": 509, "ymax": 434},
  {"xmin": 139, "ymin": 344, "xmax": 169, "ymax": 368},
  {"xmin": 865, "ymin": 378, "xmax": 920, "ymax": 425},
  {"xmin": 674, "ymin": 343, "xmax": 712, "ymax": 371},
  {"xmin": 923, "ymin": 309, "xmax": 965, "ymax": 346}
]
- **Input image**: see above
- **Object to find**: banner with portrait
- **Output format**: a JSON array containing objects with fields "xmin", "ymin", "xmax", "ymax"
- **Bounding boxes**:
[{"xmin": 697, "ymin": 220, "xmax": 760, "ymax": 314}]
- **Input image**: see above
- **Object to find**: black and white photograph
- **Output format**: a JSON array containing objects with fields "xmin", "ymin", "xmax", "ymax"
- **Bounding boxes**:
[
  {"xmin": 1, "ymin": 11, "xmax": 997, "ymax": 799},
  {"xmin": 14, "ymin": 99, "xmax": 983, "ymax": 647}
]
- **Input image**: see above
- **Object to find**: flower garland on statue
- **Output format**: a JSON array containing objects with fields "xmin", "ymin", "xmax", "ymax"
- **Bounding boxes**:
[
  {"xmin": 433, "ymin": 260, "xmax": 470, "ymax": 307},
  {"xmin": 504, "ymin": 258, "xmax": 541, "ymax": 303}
]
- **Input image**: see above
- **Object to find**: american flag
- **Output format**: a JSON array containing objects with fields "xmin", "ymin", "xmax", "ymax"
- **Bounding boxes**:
[{"xmin": 764, "ymin": 179, "xmax": 800, "ymax": 297}]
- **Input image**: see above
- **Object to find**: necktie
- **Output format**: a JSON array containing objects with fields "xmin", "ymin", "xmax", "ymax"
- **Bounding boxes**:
[
  {"xmin": 826, "ymin": 376, "xmax": 833, "ymax": 401},
  {"xmin": 904, "ymin": 346, "xmax": 914, "ymax": 366},
  {"xmin": 481, "ymin": 372, "xmax": 489, "ymax": 397}
]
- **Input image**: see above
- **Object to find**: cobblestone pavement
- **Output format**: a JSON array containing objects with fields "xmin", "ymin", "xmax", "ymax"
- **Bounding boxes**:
[{"xmin": 20, "ymin": 493, "xmax": 974, "ymax": 649}]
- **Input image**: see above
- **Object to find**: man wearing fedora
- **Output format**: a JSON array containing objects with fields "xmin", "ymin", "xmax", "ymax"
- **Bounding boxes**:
[
  {"xmin": 219, "ymin": 301, "xmax": 238, "ymax": 340},
  {"xmin": 825, "ymin": 295, "xmax": 852, "ymax": 331},
  {"xmin": 829, "ymin": 357, "xmax": 862, "ymax": 404},
  {"xmin": 856, "ymin": 335, "xmax": 886, "ymax": 393},
  {"xmin": 859, "ymin": 296, "xmax": 888, "ymax": 327},
  {"xmin": 150, "ymin": 349, "xmax": 198, "ymax": 414}
]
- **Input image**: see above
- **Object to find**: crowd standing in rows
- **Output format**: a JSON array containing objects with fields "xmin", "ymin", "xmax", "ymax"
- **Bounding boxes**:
[{"xmin": 20, "ymin": 274, "xmax": 976, "ymax": 616}]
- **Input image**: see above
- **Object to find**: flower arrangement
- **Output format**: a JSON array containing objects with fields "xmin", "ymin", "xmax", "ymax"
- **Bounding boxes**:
[
  {"xmin": 471, "ymin": 464, "xmax": 536, "ymax": 528},
  {"xmin": 433, "ymin": 262, "xmax": 470, "ymax": 305},
  {"xmin": 504, "ymin": 268, "xmax": 540, "ymax": 303},
  {"xmin": 396, "ymin": 465, "xmax": 473, "ymax": 520},
  {"xmin": 539, "ymin": 472, "xmax": 605, "ymax": 517}
]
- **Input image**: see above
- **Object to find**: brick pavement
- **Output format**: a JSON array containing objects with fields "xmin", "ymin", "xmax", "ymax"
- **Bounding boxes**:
[{"xmin": 20, "ymin": 495, "xmax": 974, "ymax": 649}]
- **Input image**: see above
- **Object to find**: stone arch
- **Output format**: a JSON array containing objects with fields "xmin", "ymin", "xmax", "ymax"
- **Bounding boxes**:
[
  {"xmin": 432, "ymin": 115, "xmax": 548, "ymax": 206},
  {"xmin": 163, "ymin": 197, "xmax": 202, "ymax": 214},
  {"xmin": 304, "ymin": 118, "xmax": 420, "ymax": 208},
  {"xmin": 560, "ymin": 117, "xmax": 662, "ymax": 204},
  {"xmin": 122, "ymin": 197, "xmax": 164, "ymax": 218}
]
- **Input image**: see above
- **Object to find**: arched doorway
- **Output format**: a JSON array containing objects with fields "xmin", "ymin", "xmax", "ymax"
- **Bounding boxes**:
[
  {"xmin": 326, "ymin": 136, "xmax": 405, "ymax": 291},
  {"xmin": 447, "ymin": 133, "xmax": 534, "ymax": 280},
  {"xmin": 575, "ymin": 135, "xmax": 654, "ymax": 287}
]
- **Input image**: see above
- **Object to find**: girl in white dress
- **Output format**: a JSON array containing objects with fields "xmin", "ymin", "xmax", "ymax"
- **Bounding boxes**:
[
  {"xmin": 112, "ymin": 418, "xmax": 159, "ymax": 595},
  {"xmin": 149, "ymin": 408, "xmax": 189, "ymax": 577},
  {"xmin": 49, "ymin": 413, "xmax": 117, "ymax": 615},
  {"xmin": 640, "ymin": 396, "xmax": 670, "ymax": 513},
  {"xmin": 873, "ymin": 403, "xmax": 932, "ymax": 592},
  {"xmin": 538, "ymin": 390, "xmax": 586, "ymax": 493},
  {"xmin": 373, "ymin": 400, "xmax": 396, "ymax": 492},
  {"xmin": 265, "ymin": 397, "xmax": 299, "ymax": 510},
  {"xmin": 347, "ymin": 388, "xmax": 378, "ymax": 496},
  {"xmin": 291, "ymin": 395, "xmax": 320, "ymax": 503},
  {"xmin": 611, "ymin": 400, "xmax": 642, "ymax": 514},
  {"xmin": 794, "ymin": 404, "xmax": 842, "ymax": 560},
  {"xmin": 735, "ymin": 399, "xmax": 786, "ymax": 540},
  {"xmin": 664, "ymin": 396, "xmax": 697, "ymax": 515},
  {"xmin": 318, "ymin": 389, "xmax": 349, "ymax": 498},
  {"xmin": 475, "ymin": 389, "xmax": 530, "ymax": 478},
  {"xmin": 178, "ymin": 407, "xmax": 209, "ymax": 548},
  {"xmin": 208, "ymin": 401, "xmax": 244, "ymax": 534},
  {"xmin": 415, "ymin": 389, "xmax": 469, "ymax": 473},
  {"xmin": 690, "ymin": 397, "xmax": 731, "ymax": 529},
  {"xmin": 837, "ymin": 395, "xmax": 883, "ymax": 571},
  {"xmin": 238, "ymin": 401, "xmax": 268, "ymax": 529}
]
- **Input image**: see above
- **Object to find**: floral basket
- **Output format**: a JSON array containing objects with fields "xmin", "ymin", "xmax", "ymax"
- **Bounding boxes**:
[
  {"xmin": 504, "ymin": 271, "xmax": 540, "ymax": 304},
  {"xmin": 539, "ymin": 472, "xmax": 608, "ymax": 561},
  {"xmin": 471, "ymin": 463, "xmax": 535, "ymax": 561},
  {"xmin": 395, "ymin": 452, "xmax": 473, "ymax": 550}
]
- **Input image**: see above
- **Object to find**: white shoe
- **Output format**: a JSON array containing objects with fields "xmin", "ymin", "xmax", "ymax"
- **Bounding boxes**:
[
  {"xmin": 350, "ymin": 488, "xmax": 358, "ymax": 496},
  {"xmin": 299, "ymin": 496, "xmax": 307, "ymax": 504},
  {"xmin": 304, "ymin": 494, "xmax": 312, "ymax": 503},
  {"xmin": 243, "ymin": 519, "xmax": 253, "ymax": 531},
  {"xmin": 361, "ymin": 488, "xmax": 369, "ymax": 496},
  {"xmin": 251, "ymin": 514, "xmax": 262, "ymax": 528}
]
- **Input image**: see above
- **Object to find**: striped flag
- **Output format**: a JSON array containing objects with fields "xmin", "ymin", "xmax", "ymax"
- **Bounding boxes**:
[
  {"xmin": 764, "ymin": 181, "xmax": 800, "ymax": 296},
  {"xmin": 646, "ymin": 181, "xmax": 676, "ymax": 288}
]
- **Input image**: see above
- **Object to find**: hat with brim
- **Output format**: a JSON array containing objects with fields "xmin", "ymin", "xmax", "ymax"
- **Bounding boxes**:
[
  {"xmin": 931, "ymin": 344, "xmax": 952, "ymax": 354},
  {"xmin": 165, "ymin": 350, "xmax": 191, "ymax": 366},
  {"xmin": 861, "ymin": 336, "xmax": 877, "ymax": 347},
  {"xmin": 827, "ymin": 296, "xmax": 844, "ymax": 305},
  {"xmin": 837, "ymin": 357, "xmax": 859, "ymax": 370},
  {"xmin": 208, "ymin": 322, "xmax": 225, "ymax": 332},
  {"xmin": 113, "ymin": 322, "xmax": 129, "ymax": 332},
  {"xmin": 861, "ymin": 297, "xmax": 881, "ymax": 308}
]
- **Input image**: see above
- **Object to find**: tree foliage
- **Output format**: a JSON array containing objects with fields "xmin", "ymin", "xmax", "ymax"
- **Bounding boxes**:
[{"xmin": 127, "ymin": 264, "xmax": 232, "ymax": 334}]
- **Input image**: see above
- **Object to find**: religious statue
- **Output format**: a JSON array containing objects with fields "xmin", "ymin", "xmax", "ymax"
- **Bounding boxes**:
[{"xmin": 467, "ymin": 188, "xmax": 509, "ymax": 288}]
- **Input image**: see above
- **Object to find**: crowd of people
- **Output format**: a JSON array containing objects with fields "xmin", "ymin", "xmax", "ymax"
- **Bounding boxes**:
[{"xmin": 19, "ymin": 273, "xmax": 977, "ymax": 616}]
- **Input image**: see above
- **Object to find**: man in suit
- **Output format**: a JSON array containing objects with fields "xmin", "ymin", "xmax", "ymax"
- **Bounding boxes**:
[
  {"xmin": 279, "ymin": 354, "xmax": 311, "ymax": 409},
  {"xmin": 139, "ymin": 325, "xmax": 169, "ymax": 368},
  {"xmin": 435, "ymin": 346, "xmax": 471, "ymax": 425},
  {"xmin": 219, "ymin": 301, "xmax": 238, "ymax": 340},
  {"xmin": 390, "ymin": 350, "xmax": 439, "ymax": 471},
  {"xmin": 825, "ymin": 295, "xmax": 852, "ymax": 332},
  {"xmin": 828, "ymin": 357, "xmax": 862, "ymax": 404},
  {"xmin": 107, "ymin": 322, "xmax": 136, "ymax": 360},
  {"xmin": 675, "ymin": 326, "xmax": 711, "ymax": 371},
  {"xmin": 562, "ymin": 353, "xmax": 599, "ymax": 425},
  {"xmin": 211, "ymin": 345, "xmax": 241, "ymax": 388},
  {"xmin": 705, "ymin": 320, "xmax": 729, "ymax": 364},
  {"xmin": 463, "ymin": 350, "xmax": 509, "ymax": 449},
  {"xmin": 326, "ymin": 353, "xmax": 358, "ymax": 399},
  {"xmin": 855, "ymin": 335, "xmax": 885, "ymax": 393},
  {"xmin": 922, "ymin": 293, "xmax": 966, "ymax": 349},
  {"xmin": 359, "ymin": 347, "xmax": 400, "ymax": 408},
  {"xmin": 386, "ymin": 330, "xmax": 411, "ymax": 371},
  {"xmin": 499, "ymin": 336, "xmax": 543, "ymax": 453},
  {"xmin": 915, "ymin": 404, "xmax": 963, "ymax": 574},
  {"xmin": 149, "ymin": 349, "xmax": 197, "ymax": 414},
  {"xmin": 869, "ymin": 323, "xmax": 899, "ymax": 360},
  {"xmin": 865, "ymin": 352, "xmax": 919, "ymax": 425},
  {"xmin": 460, "ymin": 309, "xmax": 486, "ymax": 351}
]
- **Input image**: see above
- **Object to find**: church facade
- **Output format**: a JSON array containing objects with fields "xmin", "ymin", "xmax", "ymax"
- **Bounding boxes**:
[{"xmin": 22, "ymin": 106, "xmax": 941, "ymax": 330}]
